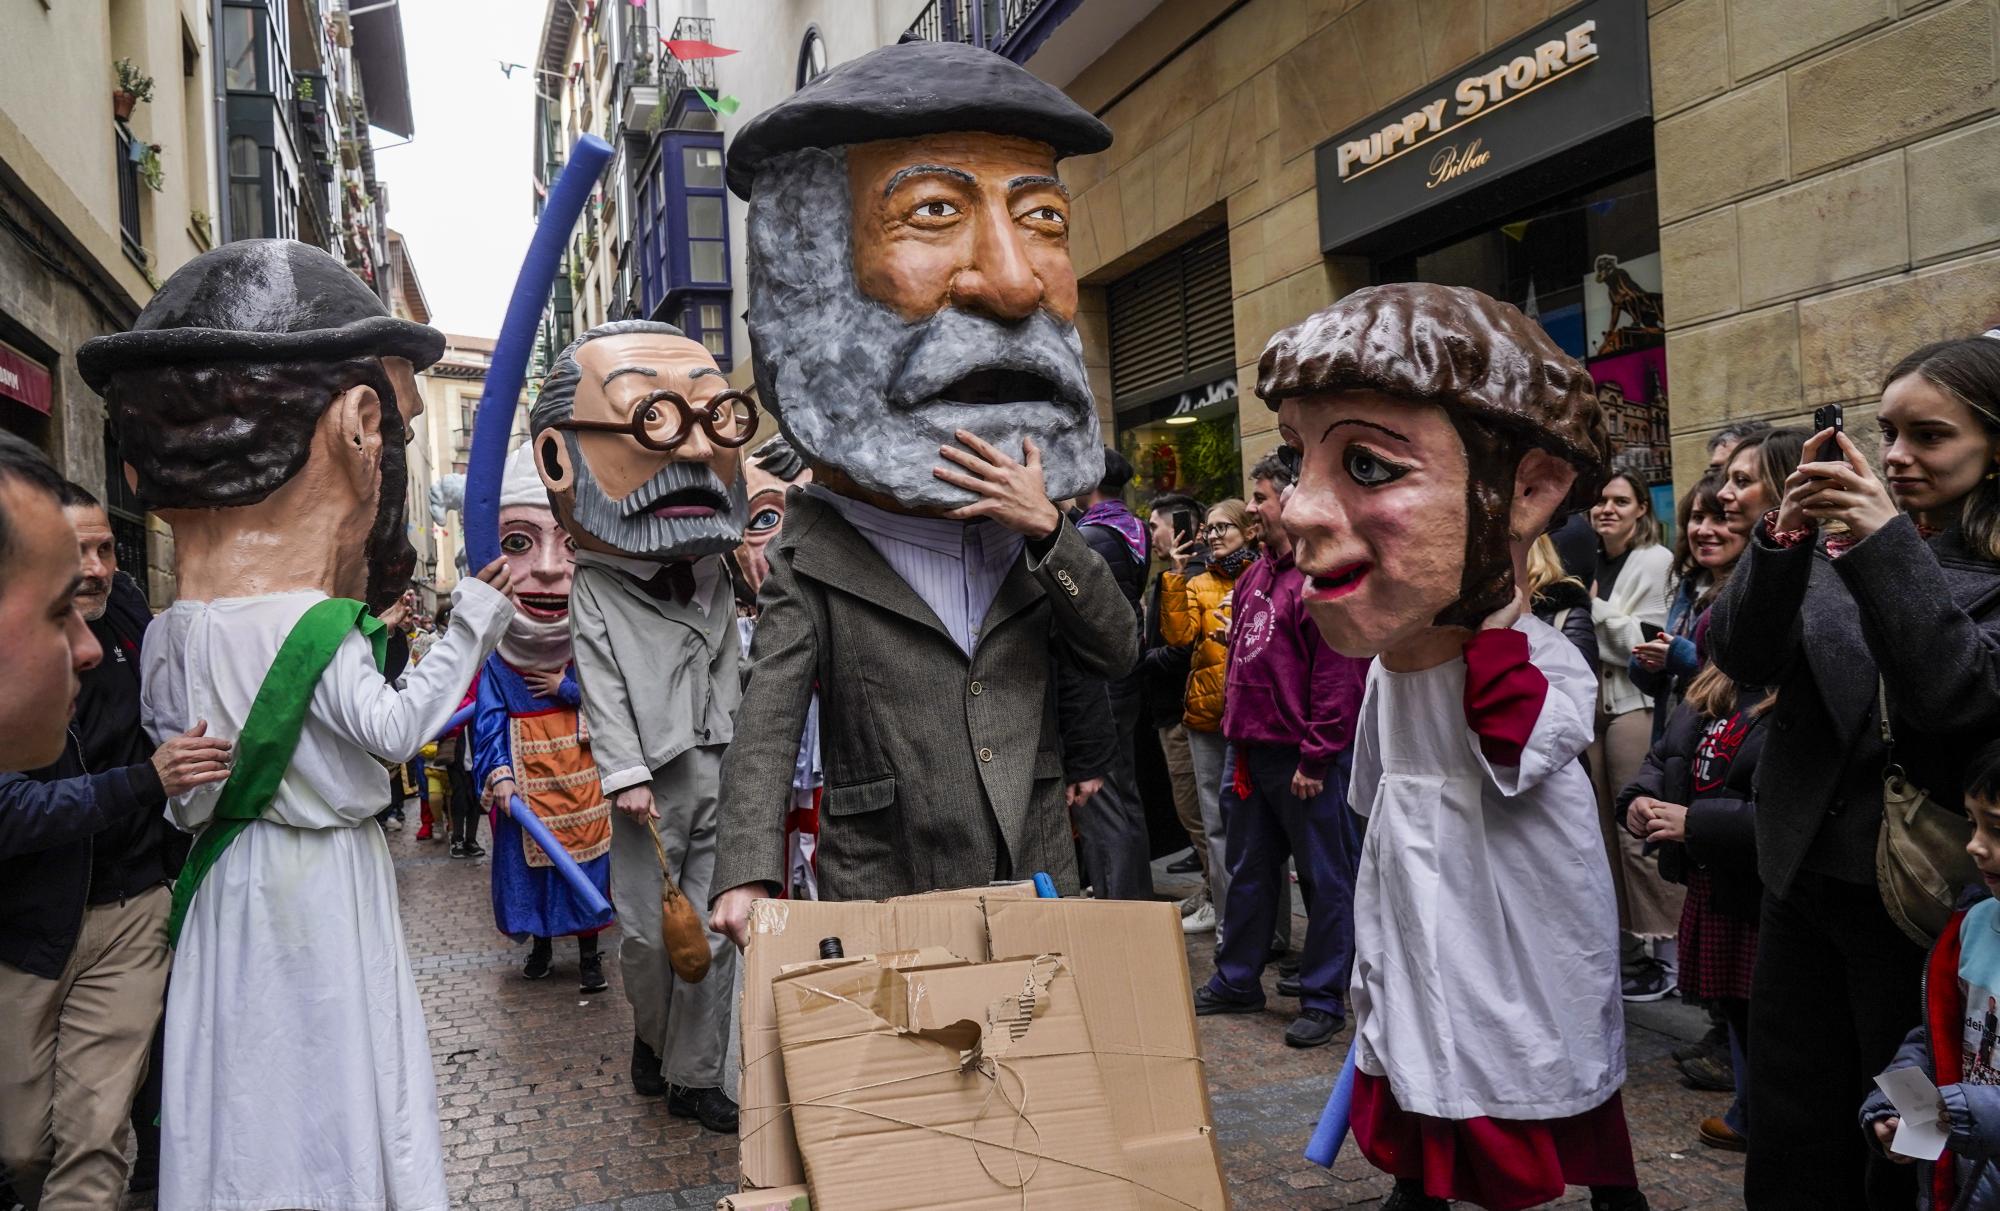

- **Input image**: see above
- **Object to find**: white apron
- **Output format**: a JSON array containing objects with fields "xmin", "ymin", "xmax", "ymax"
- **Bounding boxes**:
[{"xmin": 1348, "ymin": 616, "xmax": 1625, "ymax": 1121}]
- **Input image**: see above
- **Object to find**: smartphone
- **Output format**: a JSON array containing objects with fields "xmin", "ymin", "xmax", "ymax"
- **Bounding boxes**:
[
  {"xmin": 1811, "ymin": 403, "xmax": 1844, "ymax": 462},
  {"xmin": 1639, "ymin": 622, "xmax": 1665, "ymax": 643},
  {"xmin": 1171, "ymin": 509, "xmax": 1198, "ymax": 545}
]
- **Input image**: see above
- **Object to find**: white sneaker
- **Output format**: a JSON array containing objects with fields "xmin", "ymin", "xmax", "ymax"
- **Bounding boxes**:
[
  {"xmin": 1182, "ymin": 902, "xmax": 1217, "ymax": 934},
  {"xmin": 1178, "ymin": 890, "xmax": 1206, "ymax": 918},
  {"xmin": 382, "ymin": 815, "xmax": 403, "ymax": 832}
]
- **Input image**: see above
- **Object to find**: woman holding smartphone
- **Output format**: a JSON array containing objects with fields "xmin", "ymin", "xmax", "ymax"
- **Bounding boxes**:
[
  {"xmin": 1589, "ymin": 472, "xmax": 1680, "ymax": 1002},
  {"xmin": 1709, "ymin": 335, "xmax": 2000, "ymax": 1210}
]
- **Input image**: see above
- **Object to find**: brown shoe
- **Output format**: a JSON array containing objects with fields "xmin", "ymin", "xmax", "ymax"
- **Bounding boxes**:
[{"xmin": 1698, "ymin": 1115, "xmax": 1746, "ymax": 1152}]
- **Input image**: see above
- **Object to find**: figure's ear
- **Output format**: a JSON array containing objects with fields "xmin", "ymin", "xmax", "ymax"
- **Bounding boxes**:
[
  {"xmin": 1510, "ymin": 447, "xmax": 1578, "ymax": 544},
  {"xmin": 536, "ymin": 430, "xmax": 575, "ymax": 494},
  {"xmin": 329, "ymin": 382, "xmax": 385, "ymax": 493}
]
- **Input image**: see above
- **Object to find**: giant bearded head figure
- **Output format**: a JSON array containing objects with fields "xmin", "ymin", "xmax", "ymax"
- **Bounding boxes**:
[
  {"xmin": 496, "ymin": 446, "xmax": 576, "ymax": 671},
  {"xmin": 77, "ymin": 240, "xmax": 442, "ymax": 611},
  {"xmin": 1257, "ymin": 284, "xmax": 1610, "ymax": 660},
  {"xmin": 528, "ymin": 320, "xmax": 751, "ymax": 563},
  {"xmin": 729, "ymin": 40, "xmax": 1112, "ymax": 512}
]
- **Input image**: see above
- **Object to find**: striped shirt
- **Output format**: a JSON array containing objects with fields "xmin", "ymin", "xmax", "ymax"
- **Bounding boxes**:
[{"xmin": 809, "ymin": 485, "xmax": 1023, "ymax": 657}]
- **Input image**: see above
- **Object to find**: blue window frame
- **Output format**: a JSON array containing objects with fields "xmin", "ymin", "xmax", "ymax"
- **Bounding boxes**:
[{"xmin": 635, "ymin": 132, "xmax": 729, "ymax": 325}]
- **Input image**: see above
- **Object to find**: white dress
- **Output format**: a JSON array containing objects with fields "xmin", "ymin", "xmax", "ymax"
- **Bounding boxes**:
[
  {"xmin": 1347, "ymin": 615, "xmax": 1625, "ymax": 1121},
  {"xmin": 144, "ymin": 580, "xmax": 510, "ymax": 1211}
]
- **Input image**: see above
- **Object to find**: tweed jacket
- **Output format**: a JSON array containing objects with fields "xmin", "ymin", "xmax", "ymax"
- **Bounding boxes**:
[
  {"xmin": 1709, "ymin": 516, "xmax": 2000, "ymax": 898},
  {"xmin": 569, "ymin": 553, "xmax": 741, "ymax": 795},
  {"xmin": 712, "ymin": 489, "xmax": 1141, "ymax": 902}
]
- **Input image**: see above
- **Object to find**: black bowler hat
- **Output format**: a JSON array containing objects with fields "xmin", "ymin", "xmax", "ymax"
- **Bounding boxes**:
[
  {"xmin": 725, "ymin": 39, "xmax": 1112, "ymax": 200},
  {"xmin": 78, "ymin": 239, "xmax": 444, "ymax": 392}
]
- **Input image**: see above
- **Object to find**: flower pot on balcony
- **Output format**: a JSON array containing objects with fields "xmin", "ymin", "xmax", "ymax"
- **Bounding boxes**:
[{"xmin": 113, "ymin": 90, "xmax": 137, "ymax": 121}]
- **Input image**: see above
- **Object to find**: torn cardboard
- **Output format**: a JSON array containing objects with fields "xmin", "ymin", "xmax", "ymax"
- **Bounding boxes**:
[
  {"xmin": 737, "ymin": 894, "xmax": 1226, "ymax": 1210},
  {"xmin": 773, "ymin": 952, "xmax": 1137, "ymax": 1210},
  {"xmin": 716, "ymin": 1186, "xmax": 809, "ymax": 1211}
]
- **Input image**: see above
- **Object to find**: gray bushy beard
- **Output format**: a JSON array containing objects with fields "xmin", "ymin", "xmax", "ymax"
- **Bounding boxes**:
[
  {"xmin": 564, "ymin": 438, "xmax": 748, "ymax": 562},
  {"xmin": 746, "ymin": 147, "xmax": 1103, "ymax": 511}
]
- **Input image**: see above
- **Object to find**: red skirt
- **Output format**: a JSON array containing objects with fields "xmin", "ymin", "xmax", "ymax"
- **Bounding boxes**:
[
  {"xmin": 1351, "ymin": 1071, "xmax": 1637, "ymax": 1211},
  {"xmin": 1677, "ymin": 867, "xmax": 1758, "ymax": 1003}
]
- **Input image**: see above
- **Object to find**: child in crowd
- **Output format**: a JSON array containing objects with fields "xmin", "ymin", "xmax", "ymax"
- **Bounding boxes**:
[{"xmin": 1863, "ymin": 739, "xmax": 2000, "ymax": 1211}]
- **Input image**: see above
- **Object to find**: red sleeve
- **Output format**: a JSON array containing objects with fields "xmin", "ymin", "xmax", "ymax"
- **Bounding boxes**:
[{"xmin": 1462, "ymin": 628, "xmax": 1548, "ymax": 767}]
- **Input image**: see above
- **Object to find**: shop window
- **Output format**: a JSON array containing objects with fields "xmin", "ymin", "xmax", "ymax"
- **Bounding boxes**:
[
  {"xmin": 1379, "ymin": 168, "xmax": 1668, "ymax": 488},
  {"xmin": 1107, "ymin": 229, "xmax": 1241, "ymax": 508}
]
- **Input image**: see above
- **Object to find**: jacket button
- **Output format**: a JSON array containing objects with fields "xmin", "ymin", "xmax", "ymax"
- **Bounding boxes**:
[
  {"xmin": 1055, "ymin": 569, "xmax": 1079, "ymax": 597},
  {"xmin": 978, "ymin": 747, "xmax": 993, "ymax": 762},
  {"xmin": 970, "ymin": 680, "xmax": 983, "ymax": 696}
]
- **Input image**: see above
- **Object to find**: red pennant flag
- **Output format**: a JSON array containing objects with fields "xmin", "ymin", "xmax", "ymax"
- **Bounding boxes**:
[{"xmin": 662, "ymin": 38, "xmax": 737, "ymax": 60}]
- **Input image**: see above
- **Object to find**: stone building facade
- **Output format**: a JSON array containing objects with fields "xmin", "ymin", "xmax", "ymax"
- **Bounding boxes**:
[{"xmin": 1016, "ymin": 0, "xmax": 1998, "ymax": 502}]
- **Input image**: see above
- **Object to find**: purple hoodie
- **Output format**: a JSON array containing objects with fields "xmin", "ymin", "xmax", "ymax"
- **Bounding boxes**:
[{"xmin": 1220, "ymin": 548, "xmax": 1369, "ymax": 780}]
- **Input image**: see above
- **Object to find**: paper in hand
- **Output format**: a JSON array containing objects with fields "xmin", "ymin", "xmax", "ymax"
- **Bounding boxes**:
[{"xmin": 1874, "ymin": 1067, "xmax": 1949, "ymax": 1161}]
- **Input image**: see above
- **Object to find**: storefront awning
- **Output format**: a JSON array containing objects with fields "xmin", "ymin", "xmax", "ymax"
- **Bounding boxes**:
[
  {"xmin": 0, "ymin": 341, "xmax": 52, "ymax": 415},
  {"xmin": 349, "ymin": 0, "xmax": 416, "ymax": 138}
]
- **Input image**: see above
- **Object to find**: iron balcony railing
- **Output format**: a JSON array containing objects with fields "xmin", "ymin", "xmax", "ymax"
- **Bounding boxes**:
[
  {"xmin": 905, "ymin": 0, "xmax": 1054, "ymax": 55},
  {"xmin": 114, "ymin": 124, "xmax": 142, "ymax": 257},
  {"xmin": 667, "ymin": 15, "xmax": 716, "ymax": 91}
]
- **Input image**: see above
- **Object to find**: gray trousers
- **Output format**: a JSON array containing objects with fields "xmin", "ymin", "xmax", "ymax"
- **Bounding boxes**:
[
  {"xmin": 1075, "ymin": 682, "xmax": 1154, "ymax": 901},
  {"xmin": 610, "ymin": 745, "xmax": 735, "ymax": 1089}
]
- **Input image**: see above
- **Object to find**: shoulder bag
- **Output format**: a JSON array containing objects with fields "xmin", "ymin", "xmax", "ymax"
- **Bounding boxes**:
[{"xmin": 1875, "ymin": 677, "xmax": 1978, "ymax": 945}]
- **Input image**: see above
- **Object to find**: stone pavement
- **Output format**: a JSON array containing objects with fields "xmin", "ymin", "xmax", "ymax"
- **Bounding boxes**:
[{"xmin": 125, "ymin": 830, "xmax": 1748, "ymax": 1210}]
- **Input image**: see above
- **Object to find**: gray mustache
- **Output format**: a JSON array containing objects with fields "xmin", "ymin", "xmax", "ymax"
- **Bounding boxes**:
[
  {"xmin": 610, "ymin": 458, "xmax": 734, "ymax": 518},
  {"xmin": 887, "ymin": 307, "xmax": 1091, "ymax": 412}
]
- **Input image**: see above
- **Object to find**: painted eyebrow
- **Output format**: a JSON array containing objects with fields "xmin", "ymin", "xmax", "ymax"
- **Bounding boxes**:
[
  {"xmin": 688, "ymin": 367, "xmax": 723, "ymax": 380},
  {"xmin": 602, "ymin": 366, "xmax": 658, "ymax": 388},
  {"xmin": 884, "ymin": 164, "xmax": 977, "ymax": 196},
  {"xmin": 1008, "ymin": 174, "xmax": 1070, "ymax": 199},
  {"xmin": 1319, "ymin": 418, "xmax": 1413, "ymax": 445}
]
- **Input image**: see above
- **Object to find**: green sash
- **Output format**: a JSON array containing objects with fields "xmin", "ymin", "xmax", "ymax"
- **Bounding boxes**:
[{"xmin": 167, "ymin": 598, "xmax": 386, "ymax": 946}]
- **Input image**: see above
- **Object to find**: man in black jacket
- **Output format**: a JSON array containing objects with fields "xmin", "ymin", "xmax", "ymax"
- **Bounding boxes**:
[
  {"xmin": 0, "ymin": 483, "xmax": 232, "ymax": 1208},
  {"xmin": 1069, "ymin": 447, "xmax": 1153, "ymax": 900}
]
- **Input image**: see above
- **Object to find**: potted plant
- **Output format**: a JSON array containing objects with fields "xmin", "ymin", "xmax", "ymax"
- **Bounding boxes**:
[
  {"xmin": 113, "ymin": 58, "xmax": 154, "ymax": 120},
  {"xmin": 138, "ymin": 144, "xmax": 165, "ymax": 192}
]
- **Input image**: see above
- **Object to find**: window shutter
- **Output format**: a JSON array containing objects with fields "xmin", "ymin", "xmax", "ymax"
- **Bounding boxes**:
[{"xmin": 1108, "ymin": 230, "xmax": 1233, "ymax": 407}]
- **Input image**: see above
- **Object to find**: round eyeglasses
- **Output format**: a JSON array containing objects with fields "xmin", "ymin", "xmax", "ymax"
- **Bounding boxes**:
[{"xmin": 549, "ymin": 388, "xmax": 760, "ymax": 452}]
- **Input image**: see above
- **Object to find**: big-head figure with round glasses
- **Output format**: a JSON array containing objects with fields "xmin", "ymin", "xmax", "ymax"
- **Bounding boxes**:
[
  {"xmin": 524, "ymin": 318, "xmax": 750, "ymax": 1127},
  {"xmin": 529, "ymin": 319, "xmax": 754, "ymax": 563}
]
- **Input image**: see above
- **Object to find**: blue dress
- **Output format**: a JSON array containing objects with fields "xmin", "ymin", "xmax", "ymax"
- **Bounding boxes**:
[{"xmin": 471, "ymin": 655, "xmax": 615, "ymax": 939}]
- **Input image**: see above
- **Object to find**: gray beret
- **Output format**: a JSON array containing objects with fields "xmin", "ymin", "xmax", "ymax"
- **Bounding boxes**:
[
  {"xmin": 726, "ymin": 40, "xmax": 1112, "ymax": 200},
  {"xmin": 79, "ymin": 239, "xmax": 444, "ymax": 391}
]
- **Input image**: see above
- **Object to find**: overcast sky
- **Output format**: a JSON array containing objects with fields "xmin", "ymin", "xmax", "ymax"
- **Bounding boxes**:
[{"xmin": 374, "ymin": 0, "xmax": 544, "ymax": 339}]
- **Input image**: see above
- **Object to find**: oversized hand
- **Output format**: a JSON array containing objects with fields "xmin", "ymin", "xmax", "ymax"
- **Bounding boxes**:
[
  {"xmin": 152, "ymin": 720, "xmax": 233, "ymax": 797},
  {"xmin": 933, "ymin": 431, "xmax": 1062, "ymax": 538}
]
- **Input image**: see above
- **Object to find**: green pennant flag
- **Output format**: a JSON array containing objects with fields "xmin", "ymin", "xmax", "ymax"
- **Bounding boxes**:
[{"xmin": 695, "ymin": 88, "xmax": 740, "ymax": 116}]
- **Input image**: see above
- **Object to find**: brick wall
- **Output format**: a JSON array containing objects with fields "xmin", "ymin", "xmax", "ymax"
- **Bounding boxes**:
[{"xmin": 1652, "ymin": 0, "xmax": 2000, "ymax": 492}]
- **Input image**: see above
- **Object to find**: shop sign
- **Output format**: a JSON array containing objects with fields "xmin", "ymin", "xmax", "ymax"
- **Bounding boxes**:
[
  {"xmin": 1166, "ymin": 375, "xmax": 1238, "ymax": 419},
  {"xmin": 1314, "ymin": 0, "xmax": 1651, "ymax": 253},
  {"xmin": 0, "ymin": 340, "xmax": 51, "ymax": 415}
]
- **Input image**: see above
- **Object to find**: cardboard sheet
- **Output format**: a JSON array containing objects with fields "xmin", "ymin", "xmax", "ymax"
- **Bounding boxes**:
[
  {"xmin": 734, "ymin": 892, "xmax": 1228, "ymax": 1209},
  {"xmin": 772, "ymin": 952, "xmax": 1138, "ymax": 1210}
]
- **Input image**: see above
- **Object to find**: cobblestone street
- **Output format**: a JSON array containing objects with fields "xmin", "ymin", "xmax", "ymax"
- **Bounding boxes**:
[{"xmin": 361, "ymin": 823, "xmax": 1748, "ymax": 1211}]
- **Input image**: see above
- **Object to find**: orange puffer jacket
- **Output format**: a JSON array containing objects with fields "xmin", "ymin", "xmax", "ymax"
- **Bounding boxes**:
[{"xmin": 1161, "ymin": 567, "xmax": 1237, "ymax": 733}]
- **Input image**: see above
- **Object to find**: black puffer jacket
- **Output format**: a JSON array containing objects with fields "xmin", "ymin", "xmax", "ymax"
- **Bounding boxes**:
[{"xmin": 1616, "ymin": 688, "xmax": 1767, "ymax": 923}]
